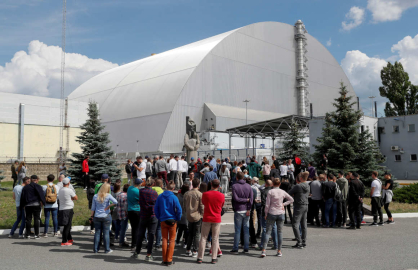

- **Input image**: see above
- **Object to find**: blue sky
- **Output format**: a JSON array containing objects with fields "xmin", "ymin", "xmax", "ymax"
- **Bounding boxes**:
[{"xmin": 1, "ymin": 0, "xmax": 418, "ymax": 115}]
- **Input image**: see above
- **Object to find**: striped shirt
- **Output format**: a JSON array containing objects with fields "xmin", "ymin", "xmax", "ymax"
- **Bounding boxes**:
[{"xmin": 116, "ymin": 192, "xmax": 128, "ymax": 220}]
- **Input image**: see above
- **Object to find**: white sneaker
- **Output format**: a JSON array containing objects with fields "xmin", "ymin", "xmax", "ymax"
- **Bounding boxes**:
[
  {"xmin": 206, "ymin": 242, "xmax": 211, "ymax": 249},
  {"xmin": 18, "ymin": 235, "xmax": 24, "ymax": 239},
  {"xmin": 183, "ymin": 244, "xmax": 187, "ymax": 249},
  {"xmin": 56, "ymin": 231, "xmax": 61, "ymax": 236},
  {"xmin": 54, "ymin": 233, "xmax": 59, "ymax": 237},
  {"xmin": 8, "ymin": 234, "xmax": 12, "ymax": 238},
  {"xmin": 192, "ymin": 252, "xmax": 197, "ymax": 258},
  {"xmin": 90, "ymin": 230, "xmax": 95, "ymax": 235}
]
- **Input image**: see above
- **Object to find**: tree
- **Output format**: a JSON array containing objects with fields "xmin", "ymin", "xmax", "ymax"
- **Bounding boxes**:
[
  {"xmin": 277, "ymin": 119, "xmax": 310, "ymax": 163},
  {"xmin": 68, "ymin": 102, "xmax": 120, "ymax": 184},
  {"xmin": 379, "ymin": 61, "xmax": 418, "ymax": 117},
  {"xmin": 313, "ymin": 82, "xmax": 385, "ymax": 182}
]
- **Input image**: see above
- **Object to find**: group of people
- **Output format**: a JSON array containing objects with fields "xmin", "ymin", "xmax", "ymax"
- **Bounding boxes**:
[{"xmin": 8, "ymin": 153, "xmax": 395, "ymax": 265}]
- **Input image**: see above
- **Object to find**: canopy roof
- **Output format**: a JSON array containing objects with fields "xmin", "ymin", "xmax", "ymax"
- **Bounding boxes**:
[{"xmin": 225, "ymin": 115, "xmax": 310, "ymax": 139}]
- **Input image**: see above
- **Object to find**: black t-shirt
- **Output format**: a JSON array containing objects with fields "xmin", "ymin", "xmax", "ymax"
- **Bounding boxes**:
[
  {"xmin": 322, "ymin": 181, "xmax": 336, "ymax": 200},
  {"xmin": 385, "ymin": 179, "xmax": 393, "ymax": 190}
]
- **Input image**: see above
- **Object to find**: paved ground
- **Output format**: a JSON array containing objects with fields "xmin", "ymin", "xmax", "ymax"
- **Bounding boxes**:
[{"xmin": 1, "ymin": 218, "xmax": 418, "ymax": 270}]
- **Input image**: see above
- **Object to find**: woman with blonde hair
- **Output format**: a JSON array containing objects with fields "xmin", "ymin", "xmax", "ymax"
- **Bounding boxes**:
[
  {"xmin": 91, "ymin": 183, "xmax": 117, "ymax": 253},
  {"xmin": 17, "ymin": 161, "xmax": 27, "ymax": 185}
]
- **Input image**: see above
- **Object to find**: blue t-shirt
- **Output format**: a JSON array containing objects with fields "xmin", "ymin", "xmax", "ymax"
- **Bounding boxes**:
[
  {"xmin": 13, "ymin": 185, "xmax": 23, "ymax": 207},
  {"xmin": 127, "ymin": 186, "xmax": 140, "ymax": 212},
  {"xmin": 91, "ymin": 194, "xmax": 117, "ymax": 218}
]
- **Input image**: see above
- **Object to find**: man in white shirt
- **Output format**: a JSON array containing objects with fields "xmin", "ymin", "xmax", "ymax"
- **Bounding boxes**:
[
  {"xmin": 133, "ymin": 156, "xmax": 147, "ymax": 184},
  {"xmin": 56, "ymin": 174, "xmax": 75, "ymax": 193},
  {"xmin": 169, "ymin": 155, "xmax": 179, "ymax": 185},
  {"xmin": 370, "ymin": 171, "xmax": 383, "ymax": 226},
  {"xmin": 279, "ymin": 160, "xmax": 288, "ymax": 180},
  {"xmin": 178, "ymin": 156, "xmax": 188, "ymax": 189}
]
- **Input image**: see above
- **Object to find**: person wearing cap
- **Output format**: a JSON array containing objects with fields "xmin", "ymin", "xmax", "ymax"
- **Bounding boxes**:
[
  {"xmin": 219, "ymin": 162, "xmax": 230, "ymax": 195},
  {"xmin": 188, "ymin": 157, "xmax": 196, "ymax": 174},
  {"xmin": 58, "ymin": 177, "xmax": 78, "ymax": 246},
  {"xmin": 57, "ymin": 174, "xmax": 75, "ymax": 193},
  {"xmin": 336, "ymin": 171, "xmax": 349, "ymax": 227},
  {"xmin": 95, "ymin": 174, "xmax": 110, "ymax": 194},
  {"xmin": 127, "ymin": 178, "xmax": 143, "ymax": 250},
  {"xmin": 20, "ymin": 175, "xmax": 46, "ymax": 239}
]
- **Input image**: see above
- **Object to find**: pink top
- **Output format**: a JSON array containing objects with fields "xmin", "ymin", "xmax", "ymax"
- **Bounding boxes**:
[
  {"xmin": 265, "ymin": 187, "xmax": 294, "ymax": 216},
  {"xmin": 263, "ymin": 164, "xmax": 271, "ymax": 175}
]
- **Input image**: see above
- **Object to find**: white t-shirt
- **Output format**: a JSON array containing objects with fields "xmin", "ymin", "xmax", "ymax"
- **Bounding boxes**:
[
  {"xmin": 169, "ymin": 159, "xmax": 178, "ymax": 171},
  {"xmin": 43, "ymin": 183, "xmax": 60, "ymax": 208},
  {"xmin": 371, "ymin": 179, "xmax": 382, "ymax": 197},
  {"xmin": 179, "ymin": 160, "xmax": 188, "ymax": 172},
  {"xmin": 280, "ymin": 165, "xmax": 288, "ymax": 176},
  {"xmin": 58, "ymin": 187, "xmax": 76, "ymax": 210},
  {"xmin": 137, "ymin": 161, "xmax": 146, "ymax": 179}
]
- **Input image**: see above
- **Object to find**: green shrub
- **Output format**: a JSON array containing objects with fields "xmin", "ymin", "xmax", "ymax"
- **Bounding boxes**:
[{"xmin": 393, "ymin": 183, "xmax": 418, "ymax": 204}]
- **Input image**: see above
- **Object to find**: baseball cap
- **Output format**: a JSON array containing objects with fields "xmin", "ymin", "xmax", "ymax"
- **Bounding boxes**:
[
  {"xmin": 62, "ymin": 177, "xmax": 70, "ymax": 185},
  {"xmin": 101, "ymin": 174, "xmax": 109, "ymax": 180},
  {"xmin": 134, "ymin": 178, "xmax": 142, "ymax": 185},
  {"xmin": 145, "ymin": 156, "xmax": 149, "ymax": 159},
  {"xmin": 225, "ymin": 158, "xmax": 228, "ymax": 162},
  {"xmin": 191, "ymin": 157, "xmax": 194, "ymax": 160},
  {"xmin": 222, "ymin": 162, "xmax": 227, "ymax": 165}
]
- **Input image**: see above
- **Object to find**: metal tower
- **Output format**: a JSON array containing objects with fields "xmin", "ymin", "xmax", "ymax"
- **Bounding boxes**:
[
  {"xmin": 59, "ymin": 0, "xmax": 66, "ymax": 163},
  {"xmin": 294, "ymin": 20, "xmax": 309, "ymax": 117}
]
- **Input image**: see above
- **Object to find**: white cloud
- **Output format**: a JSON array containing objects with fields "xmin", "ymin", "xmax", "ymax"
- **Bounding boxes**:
[
  {"xmin": 341, "ymin": 34, "xmax": 418, "ymax": 115},
  {"xmin": 326, "ymin": 38, "xmax": 332, "ymax": 47},
  {"xmin": 367, "ymin": 0, "xmax": 418, "ymax": 23},
  {"xmin": 341, "ymin": 6, "xmax": 365, "ymax": 31},
  {"xmin": 391, "ymin": 34, "xmax": 418, "ymax": 83},
  {"xmin": 0, "ymin": 40, "xmax": 118, "ymax": 97}
]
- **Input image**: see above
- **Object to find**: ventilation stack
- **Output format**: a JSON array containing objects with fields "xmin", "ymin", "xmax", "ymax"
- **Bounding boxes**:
[{"xmin": 294, "ymin": 20, "xmax": 309, "ymax": 116}]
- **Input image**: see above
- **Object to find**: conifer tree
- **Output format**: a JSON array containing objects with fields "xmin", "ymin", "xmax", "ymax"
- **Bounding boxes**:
[
  {"xmin": 68, "ymin": 102, "xmax": 120, "ymax": 184},
  {"xmin": 278, "ymin": 119, "xmax": 310, "ymax": 163},
  {"xmin": 313, "ymin": 82, "xmax": 385, "ymax": 182}
]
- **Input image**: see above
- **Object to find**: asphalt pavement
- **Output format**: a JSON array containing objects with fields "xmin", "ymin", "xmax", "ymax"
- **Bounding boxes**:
[{"xmin": 1, "ymin": 218, "xmax": 418, "ymax": 270}]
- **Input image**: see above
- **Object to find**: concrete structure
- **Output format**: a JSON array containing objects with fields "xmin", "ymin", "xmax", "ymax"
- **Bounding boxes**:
[
  {"xmin": 309, "ymin": 116, "xmax": 378, "ymax": 154},
  {"xmin": 68, "ymin": 21, "xmax": 357, "ymax": 156},
  {"xmin": 0, "ymin": 92, "xmax": 88, "ymax": 162},
  {"xmin": 378, "ymin": 114, "xmax": 418, "ymax": 179}
]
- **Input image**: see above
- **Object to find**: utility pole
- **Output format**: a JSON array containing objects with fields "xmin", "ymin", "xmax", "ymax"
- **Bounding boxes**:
[
  {"xmin": 59, "ymin": 0, "xmax": 66, "ymax": 163},
  {"xmin": 243, "ymin": 100, "xmax": 250, "ymax": 157}
]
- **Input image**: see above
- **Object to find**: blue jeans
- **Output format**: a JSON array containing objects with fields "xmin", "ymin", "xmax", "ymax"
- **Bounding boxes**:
[
  {"xmin": 118, "ymin": 218, "xmax": 129, "ymax": 244},
  {"xmin": 44, "ymin": 208, "xmax": 58, "ymax": 234},
  {"xmin": 155, "ymin": 221, "xmax": 162, "ymax": 246},
  {"xmin": 259, "ymin": 214, "xmax": 277, "ymax": 249},
  {"xmin": 10, "ymin": 207, "xmax": 25, "ymax": 236},
  {"xmin": 324, "ymin": 198, "xmax": 337, "ymax": 226},
  {"xmin": 233, "ymin": 212, "xmax": 250, "ymax": 251},
  {"xmin": 262, "ymin": 214, "xmax": 284, "ymax": 250},
  {"xmin": 114, "ymin": 220, "xmax": 120, "ymax": 240},
  {"xmin": 94, "ymin": 215, "xmax": 112, "ymax": 253}
]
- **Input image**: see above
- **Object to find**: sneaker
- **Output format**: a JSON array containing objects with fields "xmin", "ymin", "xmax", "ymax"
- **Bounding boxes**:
[
  {"xmin": 176, "ymin": 242, "xmax": 182, "ymax": 246},
  {"xmin": 369, "ymin": 222, "xmax": 378, "ymax": 226},
  {"xmin": 154, "ymin": 245, "xmax": 161, "ymax": 251},
  {"xmin": 217, "ymin": 250, "xmax": 223, "ymax": 257},
  {"xmin": 33, "ymin": 235, "xmax": 40, "ymax": 240},
  {"xmin": 243, "ymin": 249, "xmax": 249, "ymax": 253},
  {"xmin": 302, "ymin": 243, "xmax": 306, "ymax": 248},
  {"xmin": 131, "ymin": 252, "xmax": 139, "ymax": 259},
  {"xmin": 185, "ymin": 251, "xmax": 192, "ymax": 257},
  {"xmin": 142, "ymin": 239, "xmax": 148, "ymax": 244},
  {"xmin": 42, "ymin": 233, "xmax": 48, "ymax": 238},
  {"xmin": 192, "ymin": 252, "xmax": 197, "ymax": 258},
  {"xmin": 361, "ymin": 220, "xmax": 366, "ymax": 224},
  {"xmin": 276, "ymin": 251, "xmax": 282, "ymax": 257},
  {"xmin": 377, "ymin": 222, "xmax": 384, "ymax": 226},
  {"xmin": 261, "ymin": 251, "xmax": 266, "ymax": 258},
  {"xmin": 183, "ymin": 244, "xmax": 187, "ymax": 249},
  {"xmin": 90, "ymin": 230, "xmax": 95, "ymax": 235},
  {"xmin": 119, "ymin": 242, "xmax": 130, "ymax": 248},
  {"xmin": 251, "ymin": 244, "xmax": 257, "ymax": 248},
  {"xmin": 8, "ymin": 234, "xmax": 12, "ymax": 238},
  {"xmin": 105, "ymin": 249, "xmax": 113, "ymax": 254},
  {"xmin": 230, "ymin": 250, "xmax": 239, "ymax": 254},
  {"xmin": 145, "ymin": 255, "xmax": 154, "ymax": 261},
  {"xmin": 18, "ymin": 235, "xmax": 24, "ymax": 239},
  {"xmin": 291, "ymin": 244, "xmax": 303, "ymax": 249},
  {"xmin": 56, "ymin": 231, "xmax": 61, "ymax": 236},
  {"xmin": 206, "ymin": 242, "xmax": 211, "ymax": 249},
  {"xmin": 61, "ymin": 242, "xmax": 72, "ymax": 246},
  {"xmin": 387, "ymin": 220, "xmax": 395, "ymax": 224},
  {"xmin": 54, "ymin": 233, "xmax": 59, "ymax": 237},
  {"xmin": 68, "ymin": 240, "xmax": 74, "ymax": 244}
]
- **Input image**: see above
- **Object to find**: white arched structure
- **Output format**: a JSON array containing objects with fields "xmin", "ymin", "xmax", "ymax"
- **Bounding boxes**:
[{"xmin": 69, "ymin": 21, "xmax": 357, "ymax": 154}]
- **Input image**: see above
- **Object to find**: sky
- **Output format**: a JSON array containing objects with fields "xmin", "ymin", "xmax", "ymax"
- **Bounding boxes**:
[{"xmin": 0, "ymin": 0, "xmax": 418, "ymax": 116}]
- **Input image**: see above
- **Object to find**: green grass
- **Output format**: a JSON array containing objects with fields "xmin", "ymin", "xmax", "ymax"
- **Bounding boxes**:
[
  {"xmin": 363, "ymin": 198, "xmax": 418, "ymax": 214},
  {"xmin": 0, "ymin": 180, "xmax": 91, "ymax": 229}
]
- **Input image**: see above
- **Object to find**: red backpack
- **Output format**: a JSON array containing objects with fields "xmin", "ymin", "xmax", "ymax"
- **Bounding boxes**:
[{"xmin": 295, "ymin": 157, "xmax": 301, "ymax": 165}]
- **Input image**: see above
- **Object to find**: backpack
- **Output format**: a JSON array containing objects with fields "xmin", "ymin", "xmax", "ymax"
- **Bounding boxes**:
[
  {"xmin": 45, "ymin": 184, "xmax": 57, "ymax": 204},
  {"xmin": 193, "ymin": 163, "xmax": 198, "ymax": 173},
  {"xmin": 334, "ymin": 182, "xmax": 342, "ymax": 202}
]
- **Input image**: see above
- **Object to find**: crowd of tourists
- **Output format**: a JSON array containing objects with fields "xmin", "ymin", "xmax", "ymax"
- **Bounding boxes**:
[{"xmin": 8, "ymin": 154, "xmax": 395, "ymax": 265}]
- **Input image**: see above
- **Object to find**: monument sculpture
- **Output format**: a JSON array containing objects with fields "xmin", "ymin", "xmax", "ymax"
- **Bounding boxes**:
[{"xmin": 184, "ymin": 116, "xmax": 200, "ymax": 163}]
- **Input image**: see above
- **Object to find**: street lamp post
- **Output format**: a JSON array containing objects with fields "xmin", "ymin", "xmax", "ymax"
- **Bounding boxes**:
[
  {"xmin": 136, "ymin": 140, "xmax": 139, "ymax": 154},
  {"xmin": 116, "ymin": 145, "xmax": 119, "ymax": 158},
  {"xmin": 243, "ymin": 99, "xmax": 250, "ymax": 157}
]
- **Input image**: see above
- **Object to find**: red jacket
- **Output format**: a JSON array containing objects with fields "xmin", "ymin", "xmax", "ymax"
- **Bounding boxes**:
[{"xmin": 82, "ymin": 159, "xmax": 89, "ymax": 173}]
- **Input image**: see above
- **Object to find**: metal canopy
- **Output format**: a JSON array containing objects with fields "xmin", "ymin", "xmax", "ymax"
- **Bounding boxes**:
[{"xmin": 226, "ymin": 115, "xmax": 310, "ymax": 139}]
